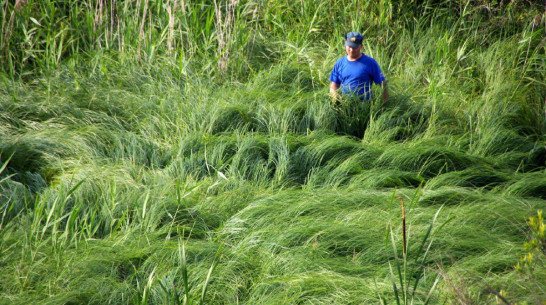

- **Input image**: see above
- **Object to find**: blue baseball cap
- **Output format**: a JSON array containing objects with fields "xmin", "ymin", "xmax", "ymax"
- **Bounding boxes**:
[{"xmin": 345, "ymin": 32, "xmax": 363, "ymax": 48}]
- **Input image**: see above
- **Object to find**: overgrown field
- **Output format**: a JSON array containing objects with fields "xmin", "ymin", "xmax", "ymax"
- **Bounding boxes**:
[{"xmin": 1, "ymin": 0, "xmax": 545, "ymax": 304}]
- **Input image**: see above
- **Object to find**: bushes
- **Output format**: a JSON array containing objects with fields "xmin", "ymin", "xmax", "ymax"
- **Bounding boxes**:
[
  {"xmin": 425, "ymin": 166, "xmax": 510, "ymax": 189},
  {"xmin": 375, "ymin": 143, "xmax": 477, "ymax": 178},
  {"xmin": 0, "ymin": 1, "xmax": 545, "ymax": 304},
  {"xmin": 503, "ymin": 172, "xmax": 546, "ymax": 199}
]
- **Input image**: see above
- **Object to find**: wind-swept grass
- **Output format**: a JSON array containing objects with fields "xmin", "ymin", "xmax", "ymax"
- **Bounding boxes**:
[{"xmin": 1, "ymin": 1, "xmax": 545, "ymax": 304}]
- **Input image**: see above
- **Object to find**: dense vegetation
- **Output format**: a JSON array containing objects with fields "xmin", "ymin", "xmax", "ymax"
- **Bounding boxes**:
[{"xmin": 1, "ymin": 0, "xmax": 545, "ymax": 304}]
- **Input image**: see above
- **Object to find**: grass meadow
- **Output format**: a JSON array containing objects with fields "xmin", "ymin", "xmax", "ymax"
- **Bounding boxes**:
[{"xmin": 1, "ymin": 0, "xmax": 545, "ymax": 304}]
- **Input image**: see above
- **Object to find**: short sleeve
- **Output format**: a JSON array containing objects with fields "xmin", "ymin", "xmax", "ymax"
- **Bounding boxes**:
[
  {"xmin": 371, "ymin": 59, "xmax": 386, "ymax": 84},
  {"xmin": 329, "ymin": 60, "xmax": 341, "ymax": 84}
]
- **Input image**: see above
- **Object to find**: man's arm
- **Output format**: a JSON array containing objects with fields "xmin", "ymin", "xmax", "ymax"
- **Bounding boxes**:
[
  {"xmin": 330, "ymin": 82, "xmax": 340, "ymax": 101},
  {"xmin": 381, "ymin": 81, "xmax": 388, "ymax": 103}
]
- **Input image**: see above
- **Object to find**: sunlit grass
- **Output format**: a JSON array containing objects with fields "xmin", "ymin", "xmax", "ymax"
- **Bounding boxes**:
[{"xmin": 1, "ymin": 1, "xmax": 545, "ymax": 304}]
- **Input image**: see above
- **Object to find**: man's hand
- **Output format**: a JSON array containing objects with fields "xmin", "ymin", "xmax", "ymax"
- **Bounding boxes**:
[
  {"xmin": 332, "ymin": 97, "xmax": 342, "ymax": 110},
  {"xmin": 381, "ymin": 81, "xmax": 389, "ymax": 103},
  {"xmin": 330, "ymin": 82, "xmax": 341, "ymax": 109}
]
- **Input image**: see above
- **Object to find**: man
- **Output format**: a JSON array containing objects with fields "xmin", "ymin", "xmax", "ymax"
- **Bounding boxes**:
[{"xmin": 329, "ymin": 32, "xmax": 388, "ymax": 104}]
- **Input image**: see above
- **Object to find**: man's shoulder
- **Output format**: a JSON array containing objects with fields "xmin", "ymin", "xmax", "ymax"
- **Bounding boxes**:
[
  {"xmin": 360, "ymin": 54, "xmax": 374, "ymax": 60},
  {"xmin": 359, "ymin": 54, "xmax": 378, "ymax": 63},
  {"xmin": 334, "ymin": 56, "xmax": 347, "ymax": 65}
]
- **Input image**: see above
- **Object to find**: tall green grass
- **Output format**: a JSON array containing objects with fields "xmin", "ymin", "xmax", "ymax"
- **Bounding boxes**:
[{"xmin": 1, "ymin": 0, "xmax": 545, "ymax": 304}]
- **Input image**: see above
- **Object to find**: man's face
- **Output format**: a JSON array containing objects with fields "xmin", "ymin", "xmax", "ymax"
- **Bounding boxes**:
[{"xmin": 345, "ymin": 44, "xmax": 362, "ymax": 59}]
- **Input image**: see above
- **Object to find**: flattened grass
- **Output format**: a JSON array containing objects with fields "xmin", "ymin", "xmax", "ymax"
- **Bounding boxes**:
[{"xmin": 1, "ymin": 3, "xmax": 545, "ymax": 303}]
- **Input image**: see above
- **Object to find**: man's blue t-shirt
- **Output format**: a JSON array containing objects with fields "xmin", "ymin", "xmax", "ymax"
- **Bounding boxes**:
[{"xmin": 329, "ymin": 55, "xmax": 386, "ymax": 100}]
